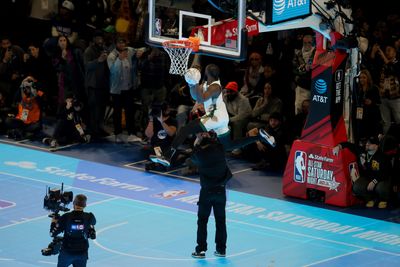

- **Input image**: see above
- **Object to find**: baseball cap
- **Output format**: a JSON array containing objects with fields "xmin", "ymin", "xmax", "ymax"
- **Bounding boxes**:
[
  {"xmin": 62, "ymin": 0, "xmax": 75, "ymax": 11},
  {"xmin": 225, "ymin": 81, "xmax": 238, "ymax": 92}
]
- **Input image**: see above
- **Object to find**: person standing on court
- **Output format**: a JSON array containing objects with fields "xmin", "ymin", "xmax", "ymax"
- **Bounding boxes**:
[
  {"xmin": 50, "ymin": 194, "xmax": 96, "ymax": 267},
  {"xmin": 191, "ymin": 130, "xmax": 232, "ymax": 259}
]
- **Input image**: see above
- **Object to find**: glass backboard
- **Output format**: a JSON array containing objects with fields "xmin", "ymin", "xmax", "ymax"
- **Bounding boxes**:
[{"xmin": 146, "ymin": 0, "xmax": 247, "ymax": 60}]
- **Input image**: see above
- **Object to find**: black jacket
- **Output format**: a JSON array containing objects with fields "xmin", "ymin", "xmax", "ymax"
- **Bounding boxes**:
[
  {"xmin": 52, "ymin": 210, "xmax": 96, "ymax": 254},
  {"xmin": 192, "ymin": 140, "xmax": 232, "ymax": 189}
]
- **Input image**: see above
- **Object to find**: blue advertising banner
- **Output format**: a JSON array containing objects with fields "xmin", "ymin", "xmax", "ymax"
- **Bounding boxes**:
[{"xmin": 269, "ymin": 0, "xmax": 311, "ymax": 24}]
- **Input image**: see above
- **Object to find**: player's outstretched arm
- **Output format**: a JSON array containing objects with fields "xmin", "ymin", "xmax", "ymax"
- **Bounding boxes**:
[{"xmin": 189, "ymin": 83, "xmax": 220, "ymax": 103}]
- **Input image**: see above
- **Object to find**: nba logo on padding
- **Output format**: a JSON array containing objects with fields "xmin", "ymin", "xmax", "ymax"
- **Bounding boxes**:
[
  {"xmin": 294, "ymin": 150, "xmax": 307, "ymax": 183},
  {"xmin": 348, "ymin": 162, "xmax": 360, "ymax": 182}
]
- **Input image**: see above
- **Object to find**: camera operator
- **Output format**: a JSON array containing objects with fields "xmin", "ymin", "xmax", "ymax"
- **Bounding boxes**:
[
  {"xmin": 191, "ymin": 130, "xmax": 232, "ymax": 259},
  {"xmin": 50, "ymin": 194, "xmax": 96, "ymax": 267},
  {"xmin": 144, "ymin": 102, "xmax": 177, "ymax": 170},
  {"xmin": 4, "ymin": 76, "xmax": 44, "ymax": 140},
  {"xmin": 42, "ymin": 94, "xmax": 90, "ymax": 148}
]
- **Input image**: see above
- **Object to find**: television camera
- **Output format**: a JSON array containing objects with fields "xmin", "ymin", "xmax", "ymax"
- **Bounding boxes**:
[
  {"xmin": 41, "ymin": 183, "xmax": 73, "ymax": 256},
  {"xmin": 43, "ymin": 183, "xmax": 73, "ymax": 218}
]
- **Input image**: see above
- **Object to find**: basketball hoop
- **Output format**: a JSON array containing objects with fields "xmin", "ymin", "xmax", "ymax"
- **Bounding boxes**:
[{"xmin": 162, "ymin": 37, "xmax": 200, "ymax": 76}]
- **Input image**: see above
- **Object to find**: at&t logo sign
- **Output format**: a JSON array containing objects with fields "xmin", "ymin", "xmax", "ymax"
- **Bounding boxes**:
[
  {"xmin": 273, "ymin": 0, "xmax": 286, "ymax": 15},
  {"xmin": 312, "ymin": 79, "xmax": 328, "ymax": 103},
  {"xmin": 274, "ymin": 0, "xmax": 309, "ymax": 15},
  {"xmin": 272, "ymin": 0, "xmax": 310, "ymax": 24}
]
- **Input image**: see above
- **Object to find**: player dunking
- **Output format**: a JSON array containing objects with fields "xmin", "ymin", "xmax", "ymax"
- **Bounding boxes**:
[{"xmin": 150, "ymin": 63, "xmax": 275, "ymax": 167}]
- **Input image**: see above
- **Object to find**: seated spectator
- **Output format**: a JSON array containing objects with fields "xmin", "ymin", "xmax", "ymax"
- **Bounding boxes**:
[
  {"xmin": 242, "ymin": 112, "xmax": 287, "ymax": 172},
  {"xmin": 222, "ymin": 81, "xmax": 252, "ymax": 140},
  {"xmin": 5, "ymin": 76, "xmax": 43, "ymax": 140},
  {"xmin": 42, "ymin": 95, "xmax": 90, "ymax": 148},
  {"xmin": 333, "ymin": 136, "xmax": 393, "ymax": 209},
  {"xmin": 247, "ymin": 82, "xmax": 283, "ymax": 131},
  {"xmin": 144, "ymin": 102, "xmax": 177, "ymax": 171},
  {"xmin": 240, "ymin": 52, "xmax": 264, "ymax": 98},
  {"xmin": 259, "ymin": 62, "xmax": 294, "ymax": 119}
]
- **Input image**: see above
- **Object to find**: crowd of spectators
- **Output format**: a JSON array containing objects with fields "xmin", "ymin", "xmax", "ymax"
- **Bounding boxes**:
[{"xmin": 0, "ymin": 1, "xmax": 399, "ymax": 207}]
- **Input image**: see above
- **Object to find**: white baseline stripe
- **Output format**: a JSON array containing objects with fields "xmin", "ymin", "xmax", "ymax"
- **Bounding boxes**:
[
  {"xmin": 302, "ymin": 248, "xmax": 367, "ymax": 266},
  {"xmin": 123, "ymin": 160, "xmax": 149, "ymax": 167}
]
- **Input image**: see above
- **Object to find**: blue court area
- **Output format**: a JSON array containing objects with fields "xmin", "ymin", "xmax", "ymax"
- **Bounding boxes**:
[{"xmin": 1, "ymin": 143, "xmax": 400, "ymax": 267}]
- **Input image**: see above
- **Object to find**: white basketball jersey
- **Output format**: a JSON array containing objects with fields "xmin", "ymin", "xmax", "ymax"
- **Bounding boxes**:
[{"xmin": 200, "ymin": 80, "xmax": 230, "ymax": 135}]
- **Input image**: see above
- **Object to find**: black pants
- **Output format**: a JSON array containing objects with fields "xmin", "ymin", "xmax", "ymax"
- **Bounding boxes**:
[
  {"xmin": 57, "ymin": 249, "xmax": 88, "ymax": 267},
  {"xmin": 196, "ymin": 186, "xmax": 227, "ymax": 253},
  {"xmin": 111, "ymin": 90, "xmax": 136, "ymax": 135},
  {"xmin": 170, "ymin": 118, "xmax": 260, "ymax": 153},
  {"xmin": 87, "ymin": 87, "xmax": 108, "ymax": 136},
  {"xmin": 53, "ymin": 119, "xmax": 84, "ymax": 145},
  {"xmin": 352, "ymin": 176, "xmax": 392, "ymax": 202},
  {"xmin": 5, "ymin": 117, "xmax": 41, "ymax": 136}
]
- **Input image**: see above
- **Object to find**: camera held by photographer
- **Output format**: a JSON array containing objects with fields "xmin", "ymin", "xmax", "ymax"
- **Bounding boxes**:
[{"xmin": 47, "ymin": 194, "xmax": 96, "ymax": 267}]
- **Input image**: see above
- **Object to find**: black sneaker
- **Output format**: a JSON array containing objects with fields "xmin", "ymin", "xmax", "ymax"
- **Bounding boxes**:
[
  {"xmin": 214, "ymin": 251, "xmax": 226, "ymax": 257},
  {"xmin": 191, "ymin": 251, "xmax": 206, "ymax": 259},
  {"xmin": 259, "ymin": 128, "xmax": 276, "ymax": 147}
]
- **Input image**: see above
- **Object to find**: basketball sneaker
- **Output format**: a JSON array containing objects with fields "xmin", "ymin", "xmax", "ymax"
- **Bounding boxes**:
[
  {"xmin": 149, "ymin": 155, "xmax": 171, "ymax": 167},
  {"xmin": 214, "ymin": 251, "xmax": 226, "ymax": 257},
  {"xmin": 149, "ymin": 148, "xmax": 176, "ymax": 167},
  {"xmin": 259, "ymin": 128, "xmax": 276, "ymax": 147},
  {"xmin": 191, "ymin": 251, "xmax": 205, "ymax": 259}
]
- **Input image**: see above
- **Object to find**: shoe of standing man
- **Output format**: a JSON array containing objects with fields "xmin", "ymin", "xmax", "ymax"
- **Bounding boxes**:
[
  {"xmin": 214, "ymin": 250, "xmax": 226, "ymax": 257},
  {"xmin": 191, "ymin": 251, "xmax": 205, "ymax": 259}
]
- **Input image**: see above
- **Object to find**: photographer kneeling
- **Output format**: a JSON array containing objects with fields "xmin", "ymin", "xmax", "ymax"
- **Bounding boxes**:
[
  {"xmin": 144, "ymin": 102, "xmax": 177, "ymax": 170},
  {"xmin": 50, "ymin": 194, "xmax": 96, "ymax": 267}
]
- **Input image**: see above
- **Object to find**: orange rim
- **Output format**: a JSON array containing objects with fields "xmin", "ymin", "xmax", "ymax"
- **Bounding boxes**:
[
  {"xmin": 162, "ymin": 38, "xmax": 200, "ymax": 52},
  {"xmin": 162, "ymin": 40, "xmax": 193, "ymax": 49}
]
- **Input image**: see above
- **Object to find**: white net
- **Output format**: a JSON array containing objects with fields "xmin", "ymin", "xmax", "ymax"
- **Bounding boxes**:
[{"xmin": 162, "ymin": 40, "xmax": 194, "ymax": 76}]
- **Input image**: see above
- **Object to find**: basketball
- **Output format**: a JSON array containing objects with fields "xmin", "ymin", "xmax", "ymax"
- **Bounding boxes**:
[{"xmin": 184, "ymin": 68, "xmax": 201, "ymax": 85}]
